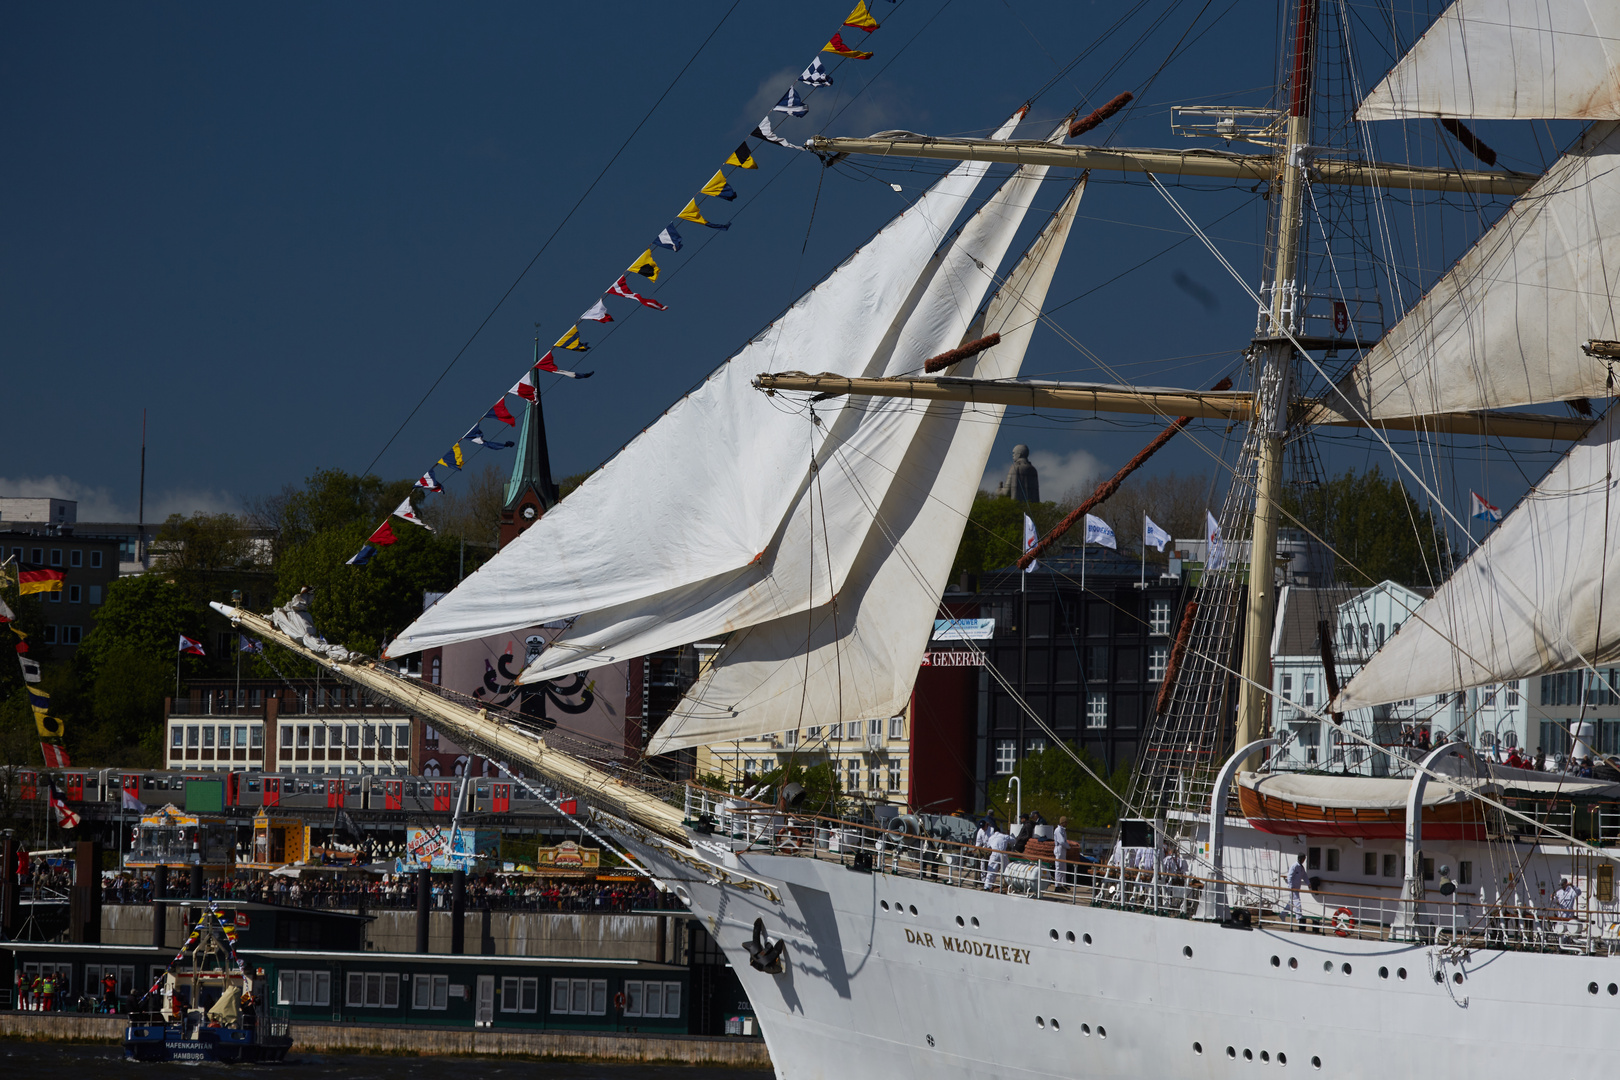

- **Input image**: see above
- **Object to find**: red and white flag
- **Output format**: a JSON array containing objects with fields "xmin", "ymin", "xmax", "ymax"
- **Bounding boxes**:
[
  {"xmin": 559, "ymin": 795, "xmax": 579, "ymax": 815},
  {"xmin": 393, "ymin": 498, "xmax": 433, "ymax": 531},
  {"xmin": 536, "ymin": 350, "xmax": 593, "ymax": 380},
  {"xmin": 40, "ymin": 743, "xmax": 70, "ymax": 769},
  {"xmin": 47, "ymin": 780, "xmax": 80, "ymax": 829},
  {"xmin": 177, "ymin": 635, "xmax": 206, "ymax": 656},
  {"xmin": 580, "ymin": 299, "xmax": 613, "ymax": 323},
  {"xmin": 368, "ymin": 520, "xmax": 399, "ymax": 546},
  {"xmin": 1470, "ymin": 492, "xmax": 1503, "ymax": 523},
  {"xmin": 608, "ymin": 275, "xmax": 668, "ymax": 311},
  {"xmin": 508, "ymin": 370, "xmax": 537, "ymax": 401}
]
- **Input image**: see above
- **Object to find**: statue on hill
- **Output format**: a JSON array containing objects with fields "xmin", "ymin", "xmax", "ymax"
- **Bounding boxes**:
[{"xmin": 995, "ymin": 444, "xmax": 1039, "ymax": 502}]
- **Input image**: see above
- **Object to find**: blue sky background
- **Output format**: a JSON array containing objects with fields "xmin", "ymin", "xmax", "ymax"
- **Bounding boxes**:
[{"xmin": 1, "ymin": 0, "xmax": 1583, "ymax": 546}]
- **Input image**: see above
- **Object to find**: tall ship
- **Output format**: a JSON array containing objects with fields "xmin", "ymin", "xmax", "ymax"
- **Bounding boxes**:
[{"xmin": 218, "ymin": 0, "xmax": 1620, "ymax": 1074}]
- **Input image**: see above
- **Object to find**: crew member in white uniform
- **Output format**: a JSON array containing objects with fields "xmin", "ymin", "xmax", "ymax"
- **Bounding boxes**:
[
  {"xmin": 1283, "ymin": 852, "xmax": 1309, "ymax": 921},
  {"xmin": 1053, "ymin": 816, "xmax": 1070, "ymax": 889},
  {"xmin": 983, "ymin": 829, "xmax": 1017, "ymax": 891}
]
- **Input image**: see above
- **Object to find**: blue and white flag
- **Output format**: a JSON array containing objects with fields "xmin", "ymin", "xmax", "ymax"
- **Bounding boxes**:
[
  {"xmin": 1144, "ymin": 514, "xmax": 1172, "ymax": 552},
  {"xmin": 654, "ymin": 222, "xmax": 683, "ymax": 251},
  {"xmin": 463, "ymin": 424, "xmax": 514, "ymax": 449},
  {"xmin": 773, "ymin": 87, "xmax": 809, "ymax": 117},
  {"xmin": 799, "ymin": 57, "xmax": 833, "ymax": 86},
  {"xmin": 1470, "ymin": 491, "xmax": 1503, "ymax": 522},
  {"xmin": 238, "ymin": 634, "xmax": 263, "ymax": 654},
  {"xmin": 752, "ymin": 116, "xmax": 806, "ymax": 150},
  {"xmin": 346, "ymin": 545, "xmax": 376, "ymax": 567},
  {"xmin": 1205, "ymin": 511, "xmax": 1225, "ymax": 570},
  {"xmin": 1023, "ymin": 514, "xmax": 1039, "ymax": 573},
  {"xmin": 1084, "ymin": 514, "xmax": 1117, "ymax": 550}
]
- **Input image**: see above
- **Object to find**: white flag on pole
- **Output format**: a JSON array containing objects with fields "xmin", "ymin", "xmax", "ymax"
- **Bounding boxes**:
[
  {"xmin": 1023, "ymin": 514, "xmax": 1039, "ymax": 572},
  {"xmin": 1205, "ymin": 511, "xmax": 1225, "ymax": 570},
  {"xmin": 1144, "ymin": 514, "xmax": 1172, "ymax": 552},
  {"xmin": 1084, "ymin": 514, "xmax": 1117, "ymax": 550}
]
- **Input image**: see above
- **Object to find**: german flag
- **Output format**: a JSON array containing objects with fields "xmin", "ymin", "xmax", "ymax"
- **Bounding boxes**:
[{"xmin": 18, "ymin": 564, "xmax": 64, "ymax": 596}]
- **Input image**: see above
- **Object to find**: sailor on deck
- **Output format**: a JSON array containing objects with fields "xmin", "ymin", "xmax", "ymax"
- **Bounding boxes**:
[
  {"xmin": 1282, "ymin": 853, "xmax": 1309, "ymax": 921},
  {"xmin": 1053, "ymin": 816, "xmax": 1071, "ymax": 889},
  {"xmin": 983, "ymin": 829, "xmax": 1017, "ymax": 891}
]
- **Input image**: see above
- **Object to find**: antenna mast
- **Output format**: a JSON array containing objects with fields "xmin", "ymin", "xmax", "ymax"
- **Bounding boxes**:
[{"xmin": 138, "ymin": 409, "xmax": 147, "ymax": 570}]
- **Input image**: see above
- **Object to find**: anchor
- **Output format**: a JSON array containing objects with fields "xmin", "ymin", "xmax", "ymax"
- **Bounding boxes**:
[{"xmin": 744, "ymin": 917, "xmax": 787, "ymax": 974}]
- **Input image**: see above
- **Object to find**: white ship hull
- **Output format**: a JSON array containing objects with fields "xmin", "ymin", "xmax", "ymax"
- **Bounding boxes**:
[{"xmin": 605, "ymin": 817, "xmax": 1619, "ymax": 1079}]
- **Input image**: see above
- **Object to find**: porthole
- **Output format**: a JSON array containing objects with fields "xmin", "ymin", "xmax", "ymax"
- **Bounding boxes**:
[
  {"xmin": 1036, "ymin": 1017, "xmax": 1045, "ymax": 1029},
  {"xmin": 1278, "ymin": 1052, "xmax": 1288, "ymax": 1066},
  {"xmin": 955, "ymin": 915, "xmax": 965, "ymax": 927},
  {"xmin": 1270, "ymin": 955, "xmax": 1280, "ymax": 967},
  {"xmin": 1378, "ymin": 967, "xmax": 1389, "ymax": 979},
  {"xmin": 1261, "ymin": 1051, "xmax": 1271, "ymax": 1062},
  {"xmin": 1051, "ymin": 1019, "xmax": 1060, "ymax": 1031},
  {"xmin": 1397, "ymin": 968, "xmax": 1407, "ymax": 980},
  {"xmin": 1342, "ymin": 963, "xmax": 1352, "ymax": 976},
  {"xmin": 909, "ymin": 904, "xmax": 918, "ymax": 916},
  {"xmin": 1609, "ymin": 983, "xmax": 1618, "ymax": 996},
  {"xmin": 1434, "ymin": 972, "xmax": 1445, "ymax": 985},
  {"xmin": 970, "ymin": 916, "xmax": 980, "ymax": 928},
  {"xmin": 1097, "ymin": 1027, "xmax": 1107, "ymax": 1039},
  {"xmin": 1312, "ymin": 1056, "xmax": 1322, "ymax": 1070},
  {"xmin": 1590, "ymin": 982, "xmax": 1601, "ymax": 995},
  {"xmin": 1452, "ymin": 972, "xmax": 1463, "ymax": 985},
  {"xmin": 1183, "ymin": 946, "xmax": 1194, "ymax": 958},
  {"xmin": 1082, "ymin": 1024, "xmax": 1091, "ymax": 1036},
  {"xmin": 926, "ymin": 1034, "xmax": 935, "ymax": 1047},
  {"xmin": 1050, "ymin": 929, "xmax": 1060, "ymax": 940},
  {"xmin": 1227, "ymin": 1047, "xmax": 1237, "ymax": 1059},
  {"xmin": 880, "ymin": 900, "xmax": 890, "ymax": 911},
  {"xmin": 1083, "ymin": 933, "xmax": 1093, "ymax": 945},
  {"xmin": 1065, "ymin": 931, "xmax": 1076, "ymax": 942},
  {"xmin": 1288, "ymin": 957, "xmax": 1298, "ymax": 969},
  {"xmin": 1193, "ymin": 1042, "xmax": 1204, "ymax": 1055},
  {"xmin": 1244, "ymin": 1048, "xmax": 1253, "ymax": 1061},
  {"xmin": 1323, "ymin": 961, "xmax": 1333, "ymax": 973}
]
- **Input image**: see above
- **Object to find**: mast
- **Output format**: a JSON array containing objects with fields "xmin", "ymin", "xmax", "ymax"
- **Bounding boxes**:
[{"xmin": 1235, "ymin": 0, "xmax": 1316, "ymax": 752}]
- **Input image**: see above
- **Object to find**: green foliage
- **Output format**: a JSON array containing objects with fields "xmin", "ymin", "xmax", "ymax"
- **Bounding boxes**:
[
  {"xmin": 986, "ymin": 742, "xmax": 1130, "ymax": 828},
  {"xmin": 1282, "ymin": 466, "xmax": 1450, "ymax": 588},
  {"xmin": 275, "ymin": 517, "xmax": 460, "ymax": 655},
  {"xmin": 252, "ymin": 468, "xmax": 416, "ymax": 557},
  {"xmin": 952, "ymin": 494, "xmax": 1068, "ymax": 580},
  {"xmin": 75, "ymin": 575, "xmax": 205, "ymax": 681},
  {"xmin": 154, "ymin": 512, "xmax": 260, "ymax": 575},
  {"xmin": 85, "ymin": 644, "xmax": 170, "ymax": 764}
]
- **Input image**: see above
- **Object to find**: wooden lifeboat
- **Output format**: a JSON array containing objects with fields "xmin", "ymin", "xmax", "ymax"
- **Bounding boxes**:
[{"xmin": 1236, "ymin": 772, "xmax": 1497, "ymax": 841}]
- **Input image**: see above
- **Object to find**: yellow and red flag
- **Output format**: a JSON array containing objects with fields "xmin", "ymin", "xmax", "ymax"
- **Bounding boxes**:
[
  {"xmin": 843, "ymin": 2, "xmax": 880, "ymax": 31},
  {"xmin": 823, "ymin": 32, "xmax": 873, "ymax": 59}
]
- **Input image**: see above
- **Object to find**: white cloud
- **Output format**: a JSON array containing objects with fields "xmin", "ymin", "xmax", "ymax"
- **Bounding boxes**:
[
  {"xmin": 979, "ymin": 448, "xmax": 1106, "ymax": 502},
  {"xmin": 0, "ymin": 475, "xmax": 240, "ymax": 523},
  {"xmin": 740, "ymin": 67, "xmax": 801, "ymax": 128}
]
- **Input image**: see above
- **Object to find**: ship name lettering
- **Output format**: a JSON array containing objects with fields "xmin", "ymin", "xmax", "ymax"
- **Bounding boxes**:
[
  {"xmin": 935, "ymin": 935, "xmax": 1031, "ymax": 964},
  {"xmin": 904, "ymin": 929, "xmax": 937, "ymax": 948}
]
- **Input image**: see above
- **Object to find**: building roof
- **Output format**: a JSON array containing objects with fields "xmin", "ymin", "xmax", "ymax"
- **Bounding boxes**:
[
  {"xmin": 505, "ymin": 383, "xmax": 560, "ymax": 513},
  {"xmin": 1271, "ymin": 582, "xmax": 1434, "ymax": 659}
]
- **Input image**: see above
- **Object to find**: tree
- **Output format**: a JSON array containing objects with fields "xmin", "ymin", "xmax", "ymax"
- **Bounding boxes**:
[
  {"xmin": 986, "ymin": 742, "xmax": 1130, "ymax": 828},
  {"xmin": 152, "ymin": 512, "xmax": 261, "ymax": 576},
  {"xmin": 75, "ymin": 574, "xmax": 206, "ymax": 682},
  {"xmin": 1282, "ymin": 466, "xmax": 1450, "ymax": 587},
  {"xmin": 248, "ymin": 468, "xmax": 416, "ymax": 561},
  {"xmin": 422, "ymin": 464, "xmax": 505, "ymax": 551},
  {"xmin": 952, "ymin": 495, "xmax": 1068, "ymax": 580}
]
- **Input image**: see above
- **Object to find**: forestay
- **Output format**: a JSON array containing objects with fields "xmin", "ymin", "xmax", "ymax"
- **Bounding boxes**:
[
  {"xmin": 648, "ymin": 181, "xmax": 1085, "ymax": 753},
  {"xmin": 385, "ymin": 111, "xmax": 1026, "ymax": 658},
  {"xmin": 1357, "ymin": 0, "xmax": 1620, "ymax": 121},
  {"xmin": 1335, "ymin": 408, "xmax": 1620, "ymax": 711},
  {"xmin": 513, "ymin": 119, "xmax": 1062, "ymax": 684},
  {"xmin": 1323, "ymin": 121, "xmax": 1620, "ymax": 422}
]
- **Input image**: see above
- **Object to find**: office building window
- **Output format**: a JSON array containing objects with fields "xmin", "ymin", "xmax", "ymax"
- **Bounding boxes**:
[
  {"xmin": 413, "ymin": 974, "xmax": 449, "ymax": 1010},
  {"xmin": 90, "ymin": 551, "xmax": 102, "ymax": 569},
  {"xmin": 186, "ymin": 726, "xmax": 199, "ymax": 748},
  {"xmin": 500, "ymin": 976, "xmax": 540, "ymax": 1013},
  {"xmin": 278, "ymin": 970, "xmax": 331, "ymax": 1007},
  {"xmin": 829, "ymin": 722, "xmax": 842, "ymax": 740},
  {"xmin": 347, "ymin": 724, "xmax": 360, "ymax": 748},
  {"xmin": 89, "ymin": 585, "xmax": 101, "ymax": 605},
  {"xmin": 235, "ymin": 726, "xmax": 248, "ymax": 748},
  {"xmin": 1084, "ymin": 645, "xmax": 1109, "ymax": 682},
  {"xmin": 868, "ymin": 717, "xmax": 882, "ymax": 741},
  {"xmin": 30, "ymin": 548, "xmax": 43, "ymax": 564},
  {"xmin": 887, "ymin": 760, "xmax": 901, "ymax": 791},
  {"xmin": 63, "ymin": 626, "xmax": 82, "ymax": 644},
  {"xmin": 994, "ymin": 739, "xmax": 1016, "ymax": 775},
  {"xmin": 1148, "ymin": 645, "xmax": 1168, "ymax": 682},
  {"xmin": 1149, "ymin": 599, "xmax": 1172, "ymax": 635},
  {"xmin": 280, "ymin": 726, "xmax": 293, "ymax": 750},
  {"xmin": 202, "ymin": 727, "xmax": 214, "ymax": 749},
  {"xmin": 1086, "ymin": 692, "xmax": 1108, "ymax": 729},
  {"xmin": 1027, "ymin": 738, "xmax": 1046, "ymax": 756},
  {"xmin": 888, "ymin": 715, "xmax": 905, "ymax": 740},
  {"xmin": 846, "ymin": 759, "xmax": 859, "ymax": 791},
  {"xmin": 42, "ymin": 625, "xmax": 56, "ymax": 643},
  {"xmin": 346, "ymin": 972, "xmax": 400, "ymax": 1008},
  {"xmin": 867, "ymin": 763, "xmax": 881, "ymax": 791},
  {"xmin": 171, "ymin": 727, "xmax": 183, "ymax": 750},
  {"xmin": 550, "ymin": 978, "xmax": 607, "ymax": 1016},
  {"xmin": 1303, "ymin": 673, "xmax": 1316, "ymax": 707},
  {"xmin": 622, "ymin": 980, "xmax": 681, "ymax": 1018},
  {"xmin": 1506, "ymin": 683, "xmax": 1521, "ymax": 706},
  {"xmin": 67, "ymin": 584, "xmax": 81, "ymax": 604},
  {"xmin": 70, "ymin": 550, "xmax": 82, "ymax": 568},
  {"xmin": 313, "ymin": 726, "xmax": 325, "ymax": 751},
  {"xmin": 49, "ymin": 549, "xmax": 62, "ymax": 567}
]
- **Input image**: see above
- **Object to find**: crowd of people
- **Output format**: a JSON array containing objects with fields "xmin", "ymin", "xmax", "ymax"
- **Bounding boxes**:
[{"xmin": 97, "ymin": 871, "xmax": 678, "ymax": 913}]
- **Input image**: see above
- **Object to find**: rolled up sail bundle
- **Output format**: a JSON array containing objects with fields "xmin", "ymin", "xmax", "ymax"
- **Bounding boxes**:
[{"xmin": 387, "ymin": 108, "xmax": 1031, "ymax": 661}]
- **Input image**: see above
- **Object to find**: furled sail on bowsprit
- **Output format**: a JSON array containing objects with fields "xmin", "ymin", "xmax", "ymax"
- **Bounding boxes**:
[
  {"xmin": 648, "ymin": 180, "xmax": 1085, "ymax": 753},
  {"xmin": 385, "ymin": 110, "xmax": 1029, "ymax": 659},
  {"xmin": 1356, "ymin": 0, "xmax": 1620, "ymax": 121},
  {"xmin": 1334, "ymin": 407, "xmax": 1620, "ymax": 712},
  {"xmin": 1321, "ymin": 121, "xmax": 1620, "ymax": 422},
  {"xmin": 513, "ymin": 120, "xmax": 1069, "ymax": 685}
]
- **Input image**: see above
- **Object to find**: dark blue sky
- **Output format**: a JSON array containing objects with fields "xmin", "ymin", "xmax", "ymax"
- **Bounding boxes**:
[{"xmin": 2, "ymin": 0, "xmax": 1573, "ymax": 541}]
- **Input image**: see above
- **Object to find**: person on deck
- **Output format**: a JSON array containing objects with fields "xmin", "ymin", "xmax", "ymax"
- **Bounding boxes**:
[
  {"xmin": 1282, "ymin": 853, "xmax": 1309, "ymax": 922},
  {"xmin": 983, "ymin": 828, "xmax": 1017, "ymax": 891},
  {"xmin": 1053, "ymin": 817, "xmax": 1071, "ymax": 889},
  {"xmin": 1554, "ymin": 877, "xmax": 1581, "ymax": 918}
]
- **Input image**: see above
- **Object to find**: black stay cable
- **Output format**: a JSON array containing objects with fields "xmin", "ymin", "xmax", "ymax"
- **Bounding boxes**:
[{"xmin": 359, "ymin": 0, "xmax": 744, "ymax": 479}]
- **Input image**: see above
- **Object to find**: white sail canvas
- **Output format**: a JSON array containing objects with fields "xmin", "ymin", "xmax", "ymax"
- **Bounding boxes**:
[
  {"xmin": 1335, "ymin": 408, "xmax": 1620, "ymax": 711},
  {"xmin": 649, "ymin": 182, "xmax": 1085, "ymax": 752},
  {"xmin": 1325, "ymin": 121, "xmax": 1620, "ymax": 422},
  {"xmin": 1357, "ymin": 0, "xmax": 1620, "ymax": 120},
  {"xmin": 386, "ymin": 111, "xmax": 1028, "ymax": 659},
  {"xmin": 511, "ymin": 121, "xmax": 1064, "ymax": 684}
]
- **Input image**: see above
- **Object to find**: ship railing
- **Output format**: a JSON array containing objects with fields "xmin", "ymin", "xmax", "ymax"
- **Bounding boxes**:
[
  {"xmin": 263, "ymin": 1005, "xmax": 291, "ymax": 1038},
  {"xmin": 679, "ymin": 785, "xmax": 1620, "ymax": 956}
]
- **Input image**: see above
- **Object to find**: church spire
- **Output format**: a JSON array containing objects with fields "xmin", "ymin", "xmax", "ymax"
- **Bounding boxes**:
[{"xmin": 498, "ymin": 334, "xmax": 562, "ymax": 550}]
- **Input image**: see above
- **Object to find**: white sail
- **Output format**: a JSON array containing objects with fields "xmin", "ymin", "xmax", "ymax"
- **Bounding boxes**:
[
  {"xmin": 1357, "ymin": 0, "xmax": 1620, "ymax": 120},
  {"xmin": 1335, "ymin": 407, "xmax": 1620, "ymax": 712},
  {"xmin": 1324, "ymin": 120, "xmax": 1620, "ymax": 422},
  {"xmin": 386, "ymin": 110, "xmax": 1027, "ymax": 659},
  {"xmin": 514, "ymin": 123, "xmax": 1065, "ymax": 684},
  {"xmin": 648, "ymin": 181, "xmax": 1085, "ymax": 753}
]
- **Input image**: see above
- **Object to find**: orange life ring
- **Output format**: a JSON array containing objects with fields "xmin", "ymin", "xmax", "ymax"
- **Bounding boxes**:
[
  {"xmin": 1332, "ymin": 907, "xmax": 1356, "ymax": 937},
  {"xmin": 614, "ymin": 991, "xmax": 626, "ymax": 1011}
]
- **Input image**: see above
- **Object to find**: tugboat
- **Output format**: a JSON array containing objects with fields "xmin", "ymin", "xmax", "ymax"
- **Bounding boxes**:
[{"xmin": 124, "ymin": 904, "xmax": 292, "ymax": 1063}]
